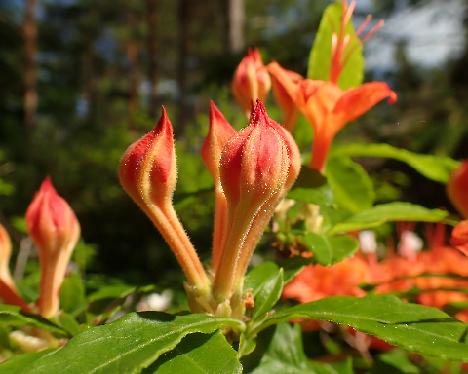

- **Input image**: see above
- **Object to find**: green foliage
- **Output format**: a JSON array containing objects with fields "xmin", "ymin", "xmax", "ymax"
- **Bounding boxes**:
[
  {"xmin": 307, "ymin": 2, "xmax": 364, "ymax": 89},
  {"xmin": 149, "ymin": 332, "xmax": 242, "ymax": 374},
  {"xmin": 302, "ymin": 233, "xmax": 358, "ymax": 265},
  {"xmin": 330, "ymin": 203, "xmax": 448, "ymax": 233},
  {"xmin": 332, "ymin": 143, "xmax": 459, "ymax": 183},
  {"xmin": 325, "ymin": 156, "xmax": 375, "ymax": 213},
  {"xmin": 244, "ymin": 262, "xmax": 284, "ymax": 319},
  {"xmin": 1, "ymin": 313, "xmax": 244, "ymax": 373},
  {"xmin": 255, "ymin": 295, "xmax": 468, "ymax": 361}
]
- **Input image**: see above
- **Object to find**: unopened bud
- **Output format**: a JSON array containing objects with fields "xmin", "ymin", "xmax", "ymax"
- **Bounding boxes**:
[
  {"xmin": 214, "ymin": 100, "xmax": 300, "ymax": 308},
  {"xmin": 201, "ymin": 101, "xmax": 236, "ymax": 271},
  {"xmin": 119, "ymin": 108, "xmax": 210, "ymax": 295},
  {"xmin": 26, "ymin": 177, "xmax": 80, "ymax": 318},
  {"xmin": 232, "ymin": 48, "xmax": 271, "ymax": 113}
]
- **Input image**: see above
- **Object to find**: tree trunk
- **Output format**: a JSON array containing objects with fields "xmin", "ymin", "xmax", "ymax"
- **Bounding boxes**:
[
  {"xmin": 127, "ymin": 10, "xmax": 140, "ymax": 130},
  {"xmin": 176, "ymin": 0, "xmax": 189, "ymax": 130},
  {"xmin": 145, "ymin": 0, "xmax": 158, "ymax": 118},
  {"xmin": 23, "ymin": 0, "xmax": 38, "ymax": 129},
  {"xmin": 228, "ymin": 0, "xmax": 245, "ymax": 53}
]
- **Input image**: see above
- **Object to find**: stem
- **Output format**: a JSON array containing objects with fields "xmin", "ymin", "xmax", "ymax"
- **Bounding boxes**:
[
  {"xmin": 146, "ymin": 203, "xmax": 210, "ymax": 292},
  {"xmin": 212, "ymin": 187, "xmax": 228, "ymax": 272}
]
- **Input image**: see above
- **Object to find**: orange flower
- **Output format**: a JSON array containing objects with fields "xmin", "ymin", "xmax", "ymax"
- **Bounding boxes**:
[
  {"xmin": 451, "ymin": 220, "xmax": 468, "ymax": 256},
  {"xmin": 295, "ymin": 80, "xmax": 396, "ymax": 170},
  {"xmin": 448, "ymin": 161, "xmax": 468, "ymax": 218},
  {"xmin": 232, "ymin": 48, "xmax": 271, "ymax": 113},
  {"xmin": 267, "ymin": 61, "xmax": 303, "ymax": 132},
  {"xmin": 26, "ymin": 177, "xmax": 80, "ymax": 318}
]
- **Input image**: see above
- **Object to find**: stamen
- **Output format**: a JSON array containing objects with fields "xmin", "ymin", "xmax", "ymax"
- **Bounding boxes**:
[
  {"xmin": 343, "ymin": 0, "xmax": 356, "ymax": 26},
  {"xmin": 356, "ymin": 15, "xmax": 372, "ymax": 36},
  {"xmin": 362, "ymin": 19, "xmax": 384, "ymax": 43}
]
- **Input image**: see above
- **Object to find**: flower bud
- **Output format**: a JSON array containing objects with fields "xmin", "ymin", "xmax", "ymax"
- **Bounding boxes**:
[
  {"xmin": 213, "ymin": 100, "xmax": 300, "ymax": 310},
  {"xmin": 201, "ymin": 101, "xmax": 236, "ymax": 271},
  {"xmin": 26, "ymin": 177, "xmax": 80, "ymax": 318},
  {"xmin": 232, "ymin": 48, "xmax": 271, "ymax": 113},
  {"xmin": 119, "ymin": 106, "xmax": 176, "ymax": 210},
  {"xmin": 267, "ymin": 61, "xmax": 303, "ymax": 131},
  {"xmin": 0, "ymin": 225, "xmax": 31, "ymax": 312},
  {"xmin": 0, "ymin": 224, "xmax": 16, "ymax": 290},
  {"xmin": 451, "ymin": 220, "xmax": 468, "ymax": 256},
  {"xmin": 448, "ymin": 161, "xmax": 468, "ymax": 218},
  {"xmin": 119, "ymin": 108, "xmax": 210, "ymax": 295}
]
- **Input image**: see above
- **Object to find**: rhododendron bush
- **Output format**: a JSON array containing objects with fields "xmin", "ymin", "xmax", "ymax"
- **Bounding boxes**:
[{"xmin": 0, "ymin": 1, "xmax": 467, "ymax": 373}]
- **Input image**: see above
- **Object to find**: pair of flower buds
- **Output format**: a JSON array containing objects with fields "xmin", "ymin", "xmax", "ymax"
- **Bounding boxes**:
[
  {"xmin": 0, "ymin": 178, "xmax": 80, "ymax": 318},
  {"xmin": 119, "ymin": 100, "xmax": 301, "ymax": 316}
]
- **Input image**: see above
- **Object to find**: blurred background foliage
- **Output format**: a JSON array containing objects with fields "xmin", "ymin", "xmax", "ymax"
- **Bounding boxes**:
[{"xmin": 0, "ymin": 0, "xmax": 467, "ymax": 284}]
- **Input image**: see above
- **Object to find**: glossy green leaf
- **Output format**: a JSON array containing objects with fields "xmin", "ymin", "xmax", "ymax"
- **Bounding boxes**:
[
  {"xmin": 0, "ymin": 305, "xmax": 65, "ymax": 335},
  {"xmin": 244, "ymin": 262, "xmax": 284, "ymax": 319},
  {"xmin": 148, "ymin": 332, "xmax": 242, "ymax": 374},
  {"xmin": 330, "ymin": 203, "xmax": 448, "ymax": 233},
  {"xmin": 332, "ymin": 143, "xmax": 459, "ymax": 183},
  {"xmin": 13, "ymin": 312, "xmax": 244, "ymax": 373},
  {"xmin": 325, "ymin": 157, "xmax": 374, "ymax": 213},
  {"xmin": 0, "ymin": 350, "xmax": 57, "ymax": 374},
  {"xmin": 308, "ymin": 2, "xmax": 364, "ymax": 89},
  {"xmin": 87, "ymin": 283, "xmax": 137, "ymax": 303},
  {"xmin": 302, "ymin": 233, "xmax": 358, "ymax": 266},
  {"xmin": 250, "ymin": 323, "xmax": 352, "ymax": 374},
  {"xmin": 256, "ymin": 295, "xmax": 468, "ymax": 361}
]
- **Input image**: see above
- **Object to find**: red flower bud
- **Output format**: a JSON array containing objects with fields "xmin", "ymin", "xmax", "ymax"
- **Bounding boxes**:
[
  {"xmin": 213, "ymin": 100, "xmax": 300, "ymax": 311},
  {"xmin": 232, "ymin": 48, "xmax": 271, "ymax": 113},
  {"xmin": 26, "ymin": 177, "xmax": 80, "ymax": 317},
  {"xmin": 448, "ymin": 161, "xmax": 468, "ymax": 218},
  {"xmin": 0, "ymin": 224, "xmax": 16, "ymax": 290},
  {"xmin": 451, "ymin": 220, "xmax": 468, "ymax": 256},
  {"xmin": 201, "ymin": 101, "xmax": 236, "ymax": 271},
  {"xmin": 119, "ymin": 108, "xmax": 210, "ymax": 294},
  {"xmin": 119, "ymin": 106, "xmax": 176, "ymax": 210},
  {"xmin": 0, "ymin": 224, "xmax": 31, "ymax": 312}
]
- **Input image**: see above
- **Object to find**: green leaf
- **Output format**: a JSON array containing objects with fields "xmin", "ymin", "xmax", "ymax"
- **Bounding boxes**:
[
  {"xmin": 330, "ymin": 203, "xmax": 448, "ymax": 233},
  {"xmin": 250, "ymin": 323, "xmax": 315, "ymax": 374},
  {"xmin": 372, "ymin": 349, "xmax": 419, "ymax": 374},
  {"xmin": 244, "ymin": 262, "xmax": 284, "ymax": 319},
  {"xmin": 288, "ymin": 168, "xmax": 333, "ymax": 207},
  {"xmin": 249, "ymin": 323, "xmax": 351, "ymax": 374},
  {"xmin": 56, "ymin": 313, "xmax": 83, "ymax": 336},
  {"xmin": 0, "ymin": 305, "xmax": 65, "ymax": 335},
  {"xmin": 15, "ymin": 312, "xmax": 244, "ymax": 373},
  {"xmin": 308, "ymin": 2, "xmax": 364, "ymax": 89},
  {"xmin": 0, "ymin": 350, "xmax": 57, "ymax": 374},
  {"xmin": 325, "ymin": 157, "xmax": 374, "ymax": 213},
  {"xmin": 60, "ymin": 273, "xmax": 86, "ymax": 316},
  {"xmin": 148, "ymin": 332, "xmax": 242, "ymax": 374},
  {"xmin": 87, "ymin": 283, "xmax": 136, "ymax": 303},
  {"xmin": 332, "ymin": 143, "xmax": 459, "ymax": 183},
  {"xmin": 301, "ymin": 233, "xmax": 358, "ymax": 266},
  {"xmin": 256, "ymin": 295, "xmax": 468, "ymax": 361}
]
